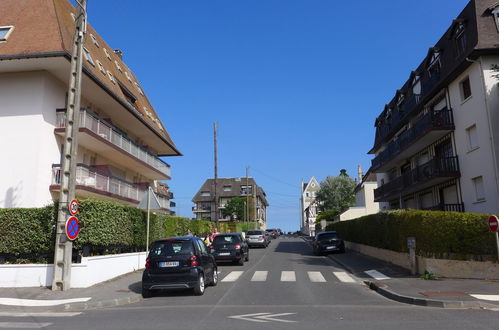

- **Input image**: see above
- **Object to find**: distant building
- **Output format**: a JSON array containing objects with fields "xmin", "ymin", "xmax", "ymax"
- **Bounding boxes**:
[
  {"xmin": 369, "ymin": 0, "xmax": 499, "ymax": 214},
  {"xmin": 192, "ymin": 178, "xmax": 268, "ymax": 227},
  {"xmin": 300, "ymin": 177, "xmax": 320, "ymax": 236},
  {"xmin": 339, "ymin": 166, "xmax": 386, "ymax": 221},
  {"xmin": 0, "ymin": 0, "xmax": 181, "ymax": 211}
]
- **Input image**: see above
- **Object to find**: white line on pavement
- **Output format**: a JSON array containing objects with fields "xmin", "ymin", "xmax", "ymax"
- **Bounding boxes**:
[
  {"xmin": 221, "ymin": 271, "xmax": 244, "ymax": 282},
  {"xmin": 470, "ymin": 294, "xmax": 499, "ymax": 301},
  {"xmin": 307, "ymin": 271, "xmax": 326, "ymax": 282},
  {"xmin": 0, "ymin": 322, "xmax": 52, "ymax": 329},
  {"xmin": 333, "ymin": 271, "xmax": 356, "ymax": 283},
  {"xmin": 0, "ymin": 312, "xmax": 81, "ymax": 317},
  {"xmin": 251, "ymin": 271, "xmax": 268, "ymax": 282},
  {"xmin": 364, "ymin": 270, "xmax": 391, "ymax": 280},
  {"xmin": 280, "ymin": 271, "xmax": 296, "ymax": 282},
  {"xmin": 0, "ymin": 297, "xmax": 91, "ymax": 307}
]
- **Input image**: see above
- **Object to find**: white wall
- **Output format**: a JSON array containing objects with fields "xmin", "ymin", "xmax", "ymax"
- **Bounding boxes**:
[
  {"xmin": 0, "ymin": 252, "xmax": 147, "ymax": 288},
  {"xmin": 340, "ymin": 181, "xmax": 381, "ymax": 221},
  {"xmin": 0, "ymin": 71, "xmax": 65, "ymax": 208}
]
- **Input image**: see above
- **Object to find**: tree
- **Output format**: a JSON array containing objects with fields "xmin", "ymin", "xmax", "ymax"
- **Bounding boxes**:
[
  {"xmin": 315, "ymin": 169, "xmax": 356, "ymax": 214},
  {"xmin": 221, "ymin": 197, "xmax": 245, "ymax": 221}
]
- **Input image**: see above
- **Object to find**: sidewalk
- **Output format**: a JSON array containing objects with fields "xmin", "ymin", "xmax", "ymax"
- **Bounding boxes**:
[
  {"xmin": 302, "ymin": 235, "xmax": 499, "ymax": 309},
  {"xmin": 0, "ymin": 271, "xmax": 143, "ymax": 312}
]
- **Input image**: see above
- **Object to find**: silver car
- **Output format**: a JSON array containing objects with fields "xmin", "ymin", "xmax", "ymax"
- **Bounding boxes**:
[{"xmin": 246, "ymin": 230, "xmax": 269, "ymax": 248}]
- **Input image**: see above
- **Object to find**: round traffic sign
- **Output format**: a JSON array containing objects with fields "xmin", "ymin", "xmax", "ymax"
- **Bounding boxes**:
[
  {"xmin": 488, "ymin": 215, "xmax": 499, "ymax": 233},
  {"xmin": 69, "ymin": 199, "xmax": 79, "ymax": 216},
  {"xmin": 65, "ymin": 216, "xmax": 80, "ymax": 240}
]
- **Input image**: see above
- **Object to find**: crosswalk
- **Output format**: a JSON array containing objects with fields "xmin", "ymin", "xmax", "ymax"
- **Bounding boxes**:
[{"xmin": 220, "ymin": 270, "xmax": 357, "ymax": 284}]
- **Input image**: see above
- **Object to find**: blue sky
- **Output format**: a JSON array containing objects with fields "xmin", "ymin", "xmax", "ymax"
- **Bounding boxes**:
[{"xmin": 84, "ymin": 0, "xmax": 470, "ymax": 232}]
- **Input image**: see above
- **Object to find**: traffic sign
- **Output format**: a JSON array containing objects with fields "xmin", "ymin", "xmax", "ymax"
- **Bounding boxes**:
[
  {"xmin": 65, "ymin": 216, "xmax": 80, "ymax": 240},
  {"xmin": 69, "ymin": 199, "xmax": 79, "ymax": 216},
  {"xmin": 489, "ymin": 216, "xmax": 499, "ymax": 232}
]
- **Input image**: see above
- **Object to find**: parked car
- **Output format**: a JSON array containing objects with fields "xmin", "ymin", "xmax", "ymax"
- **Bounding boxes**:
[
  {"xmin": 246, "ymin": 230, "xmax": 269, "ymax": 248},
  {"xmin": 142, "ymin": 236, "xmax": 218, "ymax": 298},
  {"xmin": 211, "ymin": 233, "xmax": 249, "ymax": 265},
  {"xmin": 266, "ymin": 228, "xmax": 278, "ymax": 239},
  {"xmin": 312, "ymin": 231, "xmax": 345, "ymax": 255}
]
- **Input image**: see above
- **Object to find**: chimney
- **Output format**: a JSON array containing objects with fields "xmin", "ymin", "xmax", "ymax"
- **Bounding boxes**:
[
  {"xmin": 114, "ymin": 49, "xmax": 123, "ymax": 59},
  {"xmin": 357, "ymin": 165, "xmax": 363, "ymax": 182}
]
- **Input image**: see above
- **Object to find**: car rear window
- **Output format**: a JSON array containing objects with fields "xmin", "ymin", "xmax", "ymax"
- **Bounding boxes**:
[
  {"xmin": 317, "ymin": 233, "xmax": 338, "ymax": 240},
  {"xmin": 214, "ymin": 235, "xmax": 241, "ymax": 244},
  {"xmin": 247, "ymin": 230, "xmax": 263, "ymax": 235},
  {"xmin": 150, "ymin": 240, "xmax": 193, "ymax": 256}
]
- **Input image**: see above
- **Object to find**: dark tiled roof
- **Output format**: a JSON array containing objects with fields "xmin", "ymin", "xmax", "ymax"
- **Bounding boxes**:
[{"xmin": 192, "ymin": 178, "xmax": 269, "ymax": 206}]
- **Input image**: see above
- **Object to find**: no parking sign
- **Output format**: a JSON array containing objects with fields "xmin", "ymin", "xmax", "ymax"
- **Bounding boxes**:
[{"xmin": 65, "ymin": 216, "xmax": 80, "ymax": 240}]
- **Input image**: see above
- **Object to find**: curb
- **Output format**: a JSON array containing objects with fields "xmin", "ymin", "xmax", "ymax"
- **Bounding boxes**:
[{"xmin": 56, "ymin": 294, "xmax": 143, "ymax": 312}]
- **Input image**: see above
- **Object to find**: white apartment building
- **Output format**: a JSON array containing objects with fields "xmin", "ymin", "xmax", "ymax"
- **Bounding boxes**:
[
  {"xmin": 300, "ymin": 177, "xmax": 320, "ymax": 236},
  {"xmin": 370, "ymin": 0, "xmax": 499, "ymax": 214},
  {"xmin": 0, "ymin": 0, "xmax": 181, "ymax": 211}
]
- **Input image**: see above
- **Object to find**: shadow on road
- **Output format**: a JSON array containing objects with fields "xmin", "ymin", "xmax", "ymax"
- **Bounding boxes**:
[{"xmin": 274, "ymin": 241, "xmax": 313, "ymax": 256}]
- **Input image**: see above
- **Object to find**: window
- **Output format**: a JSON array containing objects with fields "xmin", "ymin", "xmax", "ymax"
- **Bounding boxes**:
[
  {"xmin": 103, "ymin": 48, "xmax": 111, "ymax": 60},
  {"xmin": 456, "ymin": 28, "xmax": 467, "ymax": 55},
  {"xmin": 125, "ymin": 71, "xmax": 132, "ymax": 82},
  {"xmin": 70, "ymin": 13, "xmax": 76, "ymax": 21},
  {"xmin": 90, "ymin": 34, "xmax": 99, "ymax": 47},
  {"xmin": 466, "ymin": 124, "xmax": 478, "ymax": 151},
  {"xmin": 0, "ymin": 26, "xmax": 14, "ymax": 42},
  {"xmin": 241, "ymin": 185, "xmax": 253, "ymax": 195},
  {"xmin": 96, "ymin": 60, "xmax": 105, "ymax": 74},
  {"xmin": 491, "ymin": 7, "xmax": 499, "ymax": 33},
  {"xmin": 427, "ymin": 51, "xmax": 441, "ymax": 77},
  {"xmin": 83, "ymin": 48, "xmax": 95, "ymax": 66},
  {"xmin": 107, "ymin": 70, "xmax": 116, "ymax": 84},
  {"xmin": 115, "ymin": 60, "xmax": 122, "ymax": 72},
  {"xmin": 472, "ymin": 176, "xmax": 485, "ymax": 202},
  {"xmin": 201, "ymin": 191, "xmax": 210, "ymax": 197},
  {"xmin": 460, "ymin": 77, "xmax": 472, "ymax": 101},
  {"xmin": 223, "ymin": 186, "xmax": 232, "ymax": 191},
  {"xmin": 135, "ymin": 82, "xmax": 144, "ymax": 95}
]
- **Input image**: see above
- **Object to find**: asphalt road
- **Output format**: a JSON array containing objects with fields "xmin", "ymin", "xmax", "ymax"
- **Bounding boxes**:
[{"xmin": 2, "ymin": 236, "xmax": 498, "ymax": 329}]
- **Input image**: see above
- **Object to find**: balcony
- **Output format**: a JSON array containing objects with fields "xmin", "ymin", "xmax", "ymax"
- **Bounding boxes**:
[
  {"xmin": 374, "ymin": 156, "xmax": 460, "ymax": 202},
  {"xmin": 56, "ymin": 109, "xmax": 171, "ymax": 180},
  {"xmin": 372, "ymin": 109, "xmax": 454, "ymax": 172},
  {"xmin": 423, "ymin": 203, "xmax": 465, "ymax": 212},
  {"xmin": 51, "ymin": 164, "xmax": 146, "ymax": 204},
  {"xmin": 193, "ymin": 205, "xmax": 211, "ymax": 212},
  {"xmin": 170, "ymin": 201, "xmax": 176, "ymax": 208}
]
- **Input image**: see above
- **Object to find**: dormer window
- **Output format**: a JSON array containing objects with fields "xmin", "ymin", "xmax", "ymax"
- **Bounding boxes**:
[
  {"xmin": 454, "ymin": 22, "xmax": 467, "ymax": 56},
  {"xmin": 492, "ymin": 6, "xmax": 499, "ymax": 33},
  {"xmin": 412, "ymin": 74, "xmax": 421, "ymax": 95},
  {"xmin": 397, "ymin": 94, "xmax": 405, "ymax": 108},
  {"xmin": 0, "ymin": 26, "xmax": 14, "ymax": 42},
  {"xmin": 427, "ymin": 51, "xmax": 441, "ymax": 77}
]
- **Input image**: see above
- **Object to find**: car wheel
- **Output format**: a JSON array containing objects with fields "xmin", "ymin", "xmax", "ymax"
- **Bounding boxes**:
[
  {"xmin": 210, "ymin": 267, "xmax": 218, "ymax": 286},
  {"xmin": 238, "ymin": 256, "xmax": 245, "ymax": 266},
  {"xmin": 193, "ymin": 273, "xmax": 205, "ymax": 296},
  {"xmin": 142, "ymin": 288, "xmax": 152, "ymax": 298},
  {"xmin": 245, "ymin": 251, "xmax": 249, "ymax": 262}
]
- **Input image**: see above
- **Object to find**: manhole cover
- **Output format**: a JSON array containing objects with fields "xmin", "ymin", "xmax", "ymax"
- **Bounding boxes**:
[
  {"xmin": 116, "ymin": 289, "xmax": 131, "ymax": 293},
  {"xmin": 419, "ymin": 291, "xmax": 467, "ymax": 297}
]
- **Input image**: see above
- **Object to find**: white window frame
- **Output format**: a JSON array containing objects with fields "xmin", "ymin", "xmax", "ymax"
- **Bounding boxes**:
[
  {"xmin": 107, "ymin": 70, "xmax": 116, "ymax": 84},
  {"xmin": 115, "ymin": 60, "xmax": 122, "ymax": 72},
  {"xmin": 125, "ymin": 71, "xmax": 132, "ymax": 82},
  {"xmin": 83, "ymin": 47, "xmax": 95, "ymax": 66},
  {"xmin": 492, "ymin": 7, "xmax": 499, "ymax": 33},
  {"xmin": 0, "ymin": 26, "xmax": 15, "ymax": 42},
  {"xmin": 90, "ymin": 34, "xmax": 99, "ymax": 47},
  {"xmin": 135, "ymin": 82, "xmax": 144, "ymax": 95},
  {"xmin": 472, "ymin": 176, "xmax": 485, "ymax": 202},
  {"xmin": 96, "ymin": 60, "xmax": 105, "ymax": 74},
  {"xmin": 103, "ymin": 48, "xmax": 112, "ymax": 60},
  {"xmin": 466, "ymin": 124, "xmax": 479, "ymax": 152}
]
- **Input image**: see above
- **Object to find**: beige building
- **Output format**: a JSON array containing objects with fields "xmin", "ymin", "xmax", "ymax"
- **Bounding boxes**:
[
  {"xmin": 0, "ymin": 0, "xmax": 180, "ymax": 212},
  {"xmin": 300, "ymin": 177, "xmax": 320, "ymax": 236}
]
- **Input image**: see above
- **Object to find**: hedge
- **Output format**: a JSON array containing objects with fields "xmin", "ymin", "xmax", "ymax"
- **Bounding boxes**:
[
  {"xmin": 327, "ymin": 210, "xmax": 496, "ymax": 261},
  {"xmin": 0, "ymin": 199, "xmax": 259, "ymax": 263}
]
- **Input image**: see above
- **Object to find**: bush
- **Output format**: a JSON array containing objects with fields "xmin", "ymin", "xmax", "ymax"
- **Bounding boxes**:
[{"xmin": 328, "ymin": 210, "xmax": 496, "ymax": 260}]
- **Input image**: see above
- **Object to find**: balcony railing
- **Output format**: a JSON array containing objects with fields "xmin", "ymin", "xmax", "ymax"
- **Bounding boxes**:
[
  {"xmin": 423, "ymin": 203, "xmax": 464, "ymax": 212},
  {"xmin": 51, "ymin": 164, "xmax": 146, "ymax": 202},
  {"xmin": 372, "ymin": 109, "xmax": 454, "ymax": 170},
  {"xmin": 192, "ymin": 205, "xmax": 211, "ymax": 212},
  {"xmin": 374, "ymin": 156, "xmax": 460, "ymax": 201},
  {"xmin": 56, "ymin": 109, "xmax": 170, "ymax": 177},
  {"xmin": 155, "ymin": 194, "xmax": 171, "ymax": 210}
]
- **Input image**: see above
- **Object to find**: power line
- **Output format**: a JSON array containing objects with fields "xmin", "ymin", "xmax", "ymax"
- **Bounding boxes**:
[{"xmin": 251, "ymin": 167, "xmax": 300, "ymax": 189}]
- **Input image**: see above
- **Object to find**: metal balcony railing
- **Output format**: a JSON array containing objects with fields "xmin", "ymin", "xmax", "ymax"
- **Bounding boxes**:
[
  {"xmin": 192, "ymin": 205, "xmax": 211, "ymax": 212},
  {"xmin": 56, "ymin": 109, "xmax": 170, "ymax": 177},
  {"xmin": 423, "ymin": 203, "xmax": 464, "ymax": 212},
  {"xmin": 372, "ymin": 109, "xmax": 454, "ymax": 170},
  {"xmin": 374, "ymin": 156, "xmax": 460, "ymax": 201},
  {"xmin": 51, "ymin": 164, "xmax": 146, "ymax": 202}
]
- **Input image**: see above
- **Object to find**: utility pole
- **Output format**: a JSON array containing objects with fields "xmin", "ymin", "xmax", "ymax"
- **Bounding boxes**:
[
  {"xmin": 246, "ymin": 166, "xmax": 249, "ymax": 227},
  {"xmin": 213, "ymin": 121, "xmax": 219, "ymax": 231},
  {"xmin": 52, "ymin": 0, "xmax": 87, "ymax": 291}
]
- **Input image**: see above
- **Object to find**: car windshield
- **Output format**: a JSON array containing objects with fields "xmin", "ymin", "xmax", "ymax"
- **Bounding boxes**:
[
  {"xmin": 247, "ymin": 231, "xmax": 263, "ymax": 235},
  {"xmin": 150, "ymin": 240, "xmax": 193, "ymax": 256},
  {"xmin": 266, "ymin": 229, "xmax": 274, "ymax": 232},
  {"xmin": 213, "ymin": 235, "xmax": 241, "ymax": 244},
  {"xmin": 317, "ymin": 233, "xmax": 338, "ymax": 240}
]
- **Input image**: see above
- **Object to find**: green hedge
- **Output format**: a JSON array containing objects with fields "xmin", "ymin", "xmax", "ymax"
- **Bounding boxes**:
[
  {"xmin": 0, "ymin": 199, "xmax": 257, "ymax": 263},
  {"xmin": 328, "ymin": 210, "xmax": 496, "ymax": 260}
]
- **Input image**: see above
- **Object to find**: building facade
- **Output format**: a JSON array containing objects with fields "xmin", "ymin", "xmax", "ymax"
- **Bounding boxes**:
[
  {"xmin": 300, "ymin": 177, "xmax": 320, "ymax": 236},
  {"xmin": 192, "ymin": 178, "xmax": 269, "ymax": 228},
  {"xmin": 0, "ymin": 0, "xmax": 180, "ymax": 212},
  {"xmin": 369, "ymin": 0, "xmax": 499, "ymax": 214}
]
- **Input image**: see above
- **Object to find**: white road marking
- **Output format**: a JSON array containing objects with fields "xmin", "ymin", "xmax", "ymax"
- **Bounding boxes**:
[
  {"xmin": 228, "ymin": 312, "xmax": 269, "ymax": 323},
  {"xmin": 470, "ymin": 294, "xmax": 499, "ymax": 301},
  {"xmin": 307, "ymin": 271, "xmax": 326, "ymax": 282},
  {"xmin": 228, "ymin": 312, "xmax": 297, "ymax": 323},
  {"xmin": 0, "ymin": 312, "xmax": 81, "ymax": 317},
  {"xmin": 0, "ymin": 322, "xmax": 52, "ymax": 329},
  {"xmin": 221, "ymin": 271, "xmax": 244, "ymax": 282},
  {"xmin": 0, "ymin": 297, "xmax": 91, "ymax": 307},
  {"xmin": 333, "ymin": 271, "xmax": 356, "ymax": 283},
  {"xmin": 256, "ymin": 313, "xmax": 297, "ymax": 323},
  {"xmin": 364, "ymin": 269, "xmax": 390, "ymax": 280},
  {"xmin": 280, "ymin": 271, "xmax": 296, "ymax": 282},
  {"xmin": 251, "ymin": 271, "xmax": 268, "ymax": 282}
]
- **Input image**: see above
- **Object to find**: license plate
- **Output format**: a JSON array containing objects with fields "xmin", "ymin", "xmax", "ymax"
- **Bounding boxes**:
[
  {"xmin": 326, "ymin": 246, "xmax": 335, "ymax": 250},
  {"xmin": 159, "ymin": 261, "xmax": 179, "ymax": 267},
  {"xmin": 218, "ymin": 252, "xmax": 230, "ymax": 256}
]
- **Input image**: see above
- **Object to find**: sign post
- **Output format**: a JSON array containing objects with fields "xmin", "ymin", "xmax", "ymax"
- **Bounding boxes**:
[{"xmin": 488, "ymin": 216, "xmax": 499, "ymax": 261}]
